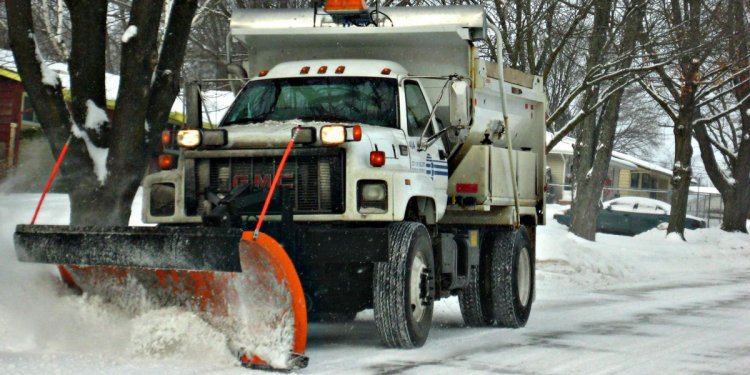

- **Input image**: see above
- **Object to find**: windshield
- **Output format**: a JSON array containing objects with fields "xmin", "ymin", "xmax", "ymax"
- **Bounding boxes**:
[{"xmin": 221, "ymin": 77, "xmax": 398, "ymax": 127}]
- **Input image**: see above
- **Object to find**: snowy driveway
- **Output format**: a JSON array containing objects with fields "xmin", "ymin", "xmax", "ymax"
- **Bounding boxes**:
[{"xmin": 1, "ymin": 196, "xmax": 748, "ymax": 374}]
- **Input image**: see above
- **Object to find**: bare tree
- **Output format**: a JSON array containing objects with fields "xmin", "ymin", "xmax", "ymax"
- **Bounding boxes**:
[
  {"xmin": 638, "ymin": 0, "xmax": 727, "ymax": 239},
  {"xmin": 566, "ymin": 0, "xmax": 647, "ymax": 241},
  {"xmin": 5, "ymin": 0, "xmax": 198, "ymax": 226},
  {"xmin": 692, "ymin": 0, "xmax": 750, "ymax": 233},
  {"xmin": 613, "ymin": 87, "xmax": 665, "ymax": 159}
]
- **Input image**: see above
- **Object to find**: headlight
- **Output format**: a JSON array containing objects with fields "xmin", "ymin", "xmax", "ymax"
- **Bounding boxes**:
[
  {"xmin": 358, "ymin": 180, "xmax": 387, "ymax": 214},
  {"xmin": 320, "ymin": 125, "xmax": 346, "ymax": 145},
  {"xmin": 176, "ymin": 129, "xmax": 201, "ymax": 148},
  {"xmin": 362, "ymin": 183, "xmax": 387, "ymax": 201}
]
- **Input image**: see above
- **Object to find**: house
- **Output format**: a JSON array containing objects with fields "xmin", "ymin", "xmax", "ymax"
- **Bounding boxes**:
[
  {"xmin": 547, "ymin": 134, "xmax": 672, "ymax": 204},
  {"xmin": 0, "ymin": 65, "xmax": 24, "ymax": 179}
]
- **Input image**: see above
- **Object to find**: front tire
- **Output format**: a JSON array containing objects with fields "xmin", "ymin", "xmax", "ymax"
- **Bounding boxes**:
[
  {"xmin": 458, "ymin": 226, "xmax": 534, "ymax": 328},
  {"xmin": 373, "ymin": 222, "xmax": 435, "ymax": 348}
]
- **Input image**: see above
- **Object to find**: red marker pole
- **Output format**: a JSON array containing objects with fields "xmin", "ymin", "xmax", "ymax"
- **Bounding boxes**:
[
  {"xmin": 31, "ymin": 136, "xmax": 72, "ymax": 224},
  {"xmin": 253, "ymin": 128, "xmax": 299, "ymax": 240}
]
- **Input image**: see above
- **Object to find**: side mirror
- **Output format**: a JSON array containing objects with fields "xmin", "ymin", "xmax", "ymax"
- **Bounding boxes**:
[
  {"xmin": 449, "ymin": 80, "xmax": 470, "ymax": 126},
  {"xmin": 185, "ymin": 81, "xmax": 202, "ymax": 129}
]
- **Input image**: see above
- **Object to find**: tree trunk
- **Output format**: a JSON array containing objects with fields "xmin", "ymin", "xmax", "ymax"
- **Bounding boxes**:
[
  {"xmin": 666, "ymin": 110, "xmax": 695, "ymax": 239},
  {"xmin": 693, "ymin": 0, "xmax": 750, "ymax": 233},
  {"xmin": 7, "ymin": 0, "xmax": 198, "ymax": 227},
  {"xmin": 568, "ymin": 0, "xmax": 613, "ymax": 240},
  {"xmin": 145, "ymin": 0, "xmax": 199, "ymax": 157},
  {"xmin": 665, "ymin": 0, "xmax": 702, "ymax": 240},
  {"xmin": 6, "ymin": 0, "xmax": 99, "ymax": 222},
  {"xmin": 570, "ymin": 0, "xmax": 645, "ymax": 241}
]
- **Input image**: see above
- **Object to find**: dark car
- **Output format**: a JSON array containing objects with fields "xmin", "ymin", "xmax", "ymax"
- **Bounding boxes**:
[{"xmin": 553, "ymin": 197, "xmax": 707, "ymax": 236}]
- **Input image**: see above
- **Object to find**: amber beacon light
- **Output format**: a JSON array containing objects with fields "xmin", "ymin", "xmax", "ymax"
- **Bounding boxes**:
[{"xmin": 324, "ymin": 0, "xmax": 368, "ymax": 13}]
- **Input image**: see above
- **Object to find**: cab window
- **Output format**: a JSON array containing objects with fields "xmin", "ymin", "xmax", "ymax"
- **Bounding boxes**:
[{"xmin": 404, "ymin": 81, "xmax": 433, "ymax": 137}]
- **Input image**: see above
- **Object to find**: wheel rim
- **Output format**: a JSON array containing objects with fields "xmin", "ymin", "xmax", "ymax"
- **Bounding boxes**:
[
  {"xmin": 410, "ymin": 252, "xmax": 428, "ymax": 322},
  {"xmin": 517, "ymin": 246, "xmax": 531, "ymax": 307}
]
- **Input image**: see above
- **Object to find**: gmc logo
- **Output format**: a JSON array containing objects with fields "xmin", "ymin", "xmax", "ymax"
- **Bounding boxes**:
[{"xmin": 232, "ymin": 172, "xmax": 293, "ymax": 189}]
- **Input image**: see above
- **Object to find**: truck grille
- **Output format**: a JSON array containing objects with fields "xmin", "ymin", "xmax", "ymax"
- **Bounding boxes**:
[{"xmin": 200, "ymin": 149, "xmax": 345, "ymax": 214}]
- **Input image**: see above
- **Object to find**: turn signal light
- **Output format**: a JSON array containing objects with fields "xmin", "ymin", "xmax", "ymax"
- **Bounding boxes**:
[
  {"xmin": 351, "ymin": 125, "xmax": 362, "ymax": 141},
  {"xmin": 161, "ymin": 130, "xmax": 171, "ymax": 146},
  {"xmin": 370, "ymin": 151, "xmax": 386, "ymax": 167},
  {"xmin": 159, "ymin": 154, "xmax": 175, "ymax": 170}
]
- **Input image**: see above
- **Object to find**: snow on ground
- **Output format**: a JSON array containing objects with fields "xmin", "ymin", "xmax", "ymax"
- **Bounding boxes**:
[{"xmin": 0, "ymin": 197, "xmax": 749, "ymax": 374}]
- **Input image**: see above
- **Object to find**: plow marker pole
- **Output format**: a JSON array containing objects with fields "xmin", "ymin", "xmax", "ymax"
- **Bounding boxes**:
[
  {"xmin": 253, "ymin": 127, "xmax": 299, "ymax": 240},
  {"xmin": 31, "ymin": 136, "xmax": 72, "ymax": 225}
]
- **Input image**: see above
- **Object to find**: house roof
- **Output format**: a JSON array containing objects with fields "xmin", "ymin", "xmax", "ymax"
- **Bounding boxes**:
[
  {"xmin": 547, "ymin": 132, "xmax": 672, "ymax": 177},
  {"xmin": 548, "ymin": 133, "xmax": 638, "ymax": 170}
]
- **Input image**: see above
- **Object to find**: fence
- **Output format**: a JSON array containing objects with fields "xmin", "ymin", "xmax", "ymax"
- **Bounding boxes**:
[{"xmin": 548, "ymin": 183, "xmax": 724, "ymax": 227}]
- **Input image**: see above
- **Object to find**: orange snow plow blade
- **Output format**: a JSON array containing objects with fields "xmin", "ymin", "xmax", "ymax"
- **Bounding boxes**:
[{"xmin": 16, "ymin": 226, "xmax": 308, "ymax": 370}]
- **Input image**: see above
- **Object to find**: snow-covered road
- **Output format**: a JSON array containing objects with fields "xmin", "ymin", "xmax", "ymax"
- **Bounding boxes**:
[{"xmin": 1, "ymin": 195, "xmax": 748, "ymax": 374}]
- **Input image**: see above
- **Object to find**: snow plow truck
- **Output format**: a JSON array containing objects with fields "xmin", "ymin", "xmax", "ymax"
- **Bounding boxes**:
[{"xmin": 14, "ymin": 3, "xmax": 547, "ymax": 370}]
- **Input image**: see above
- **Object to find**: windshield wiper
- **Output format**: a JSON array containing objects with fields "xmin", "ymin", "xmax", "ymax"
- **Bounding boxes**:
[
  {"xmin": 296, "ymin": 114, "xmax": 356, "ymax": 123},
  {"xmin": 222, "ymin": 115, "xmax": 269, "ymax": 126}
]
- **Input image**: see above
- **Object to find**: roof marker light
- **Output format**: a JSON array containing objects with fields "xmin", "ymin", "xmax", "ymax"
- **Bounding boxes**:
[
  {"xmin": 258, "ymin": 70, "xmax": 269, "ymax": 77},
  {"xmin": 335, "ymin": 65, "xmax": 346, "ymax": 74},
  {"xmin": 300, "ymin": 66, "xmax": 310, "ymax": 74},
  {"xmin": 318, "ymin": 66, "xmax": 328, "ymax": 74},
  {"xmin": 381, "ymin": 68, "xmax": 392, "ymax": 75}
]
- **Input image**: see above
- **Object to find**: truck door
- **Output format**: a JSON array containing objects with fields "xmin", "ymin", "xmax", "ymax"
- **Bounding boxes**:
[{"xmin": 402, "ymin": 80, "xmax": 449, "ymax": 194}]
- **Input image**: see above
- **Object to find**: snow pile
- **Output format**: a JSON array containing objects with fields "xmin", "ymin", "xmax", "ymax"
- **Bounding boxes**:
[{"xmin": 538, "ymin": 204, "xmax": 749, "ymax": 290}]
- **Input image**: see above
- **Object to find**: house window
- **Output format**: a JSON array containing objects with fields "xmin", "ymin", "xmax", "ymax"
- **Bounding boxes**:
[
  {"xmin": 630, "ymin": 172, "xmax": 640, "ymax": 188},
  {"xmin": 642, "ymin": 174, "xmax": 652, "ymax": 189},
  {"xmin": 22, "ymin": 93, "xmax": 40, "ymax": 125}
]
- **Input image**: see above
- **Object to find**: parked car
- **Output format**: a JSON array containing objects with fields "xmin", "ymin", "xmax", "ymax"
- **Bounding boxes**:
[{"xmin": 553, "ymin": 197, "xmax": 707, "ymax": 236}]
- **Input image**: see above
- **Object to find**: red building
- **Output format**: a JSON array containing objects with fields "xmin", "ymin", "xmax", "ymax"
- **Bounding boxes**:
[{"xmin": 0, "ymin": 68, "xmax": 25, "ymax": 178}]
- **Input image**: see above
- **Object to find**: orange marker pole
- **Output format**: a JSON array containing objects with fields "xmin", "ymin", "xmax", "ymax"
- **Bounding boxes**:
[
  {"xmin": 253, "ymin": 128, "xmax": 299, "ymax": 240},
  {"xmin": 31, "ymin": 136, "xmax": 72, "ymax": 224}
]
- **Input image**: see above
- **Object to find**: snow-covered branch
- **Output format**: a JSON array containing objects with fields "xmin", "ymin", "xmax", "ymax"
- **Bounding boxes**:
[
  {"xmin": 693, "ymin": 92, "xmax": 750, "ymax": 126},
  {"xmin": 637, "ymin": 77, "xmax": 678, "ymax": 121}
]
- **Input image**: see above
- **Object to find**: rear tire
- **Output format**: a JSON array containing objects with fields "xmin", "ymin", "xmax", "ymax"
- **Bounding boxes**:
[
  {"xmin": 373, "ymin": 222, "xmax": 435, "ymax": 348},
  {"xmin": 458, "ymin": 226, "xmax": 534, "ymax": 328}
]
